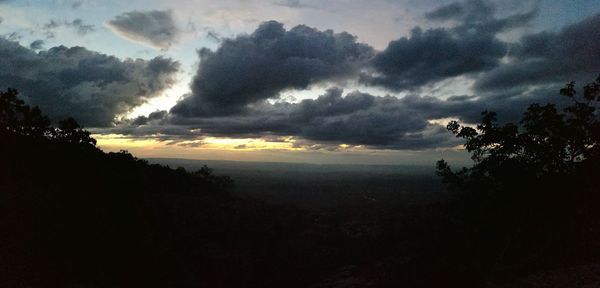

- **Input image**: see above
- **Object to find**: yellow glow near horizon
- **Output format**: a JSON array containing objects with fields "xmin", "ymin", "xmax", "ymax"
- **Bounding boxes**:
[
  {"xmin": 93, "ymin": 134, "xmax": 302, "ymax": 152},
  {"xmin": 91, "ymin": 134, "xmax": 471, "ymax": 165},
  {"xmin": 93, "ymin": 134, "xmax": 370, "ymax": 155},
  {"xmin": 201, "ymin": 137, "xmax": 303, "ymax": 150},
  {"xmin": 93, "ymin": 134, "xmax": 159, "ymax": 148}
]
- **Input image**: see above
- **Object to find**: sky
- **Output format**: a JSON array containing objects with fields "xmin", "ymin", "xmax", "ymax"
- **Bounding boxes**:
[{"xmin": 0, "ymin": 0, "xmax": 598, "ymax": 165}]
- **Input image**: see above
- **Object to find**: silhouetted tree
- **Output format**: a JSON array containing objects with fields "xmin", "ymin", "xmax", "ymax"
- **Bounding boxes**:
[
  {"xmin": 437, "ymin": 75, "xmax": 600, "ymax": 277},
  {"xmin": 54, "ymin": 117, "xmax": 97, "ymax": 146},
  {"xmin": 1, "ymin": 88, "xmax": 244, "ymax": 288},
  {"xmin": 0, "ymin": 88, "xmax": 50, "ymax": 137}
]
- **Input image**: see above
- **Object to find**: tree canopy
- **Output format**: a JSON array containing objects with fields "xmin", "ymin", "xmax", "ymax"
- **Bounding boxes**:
[{"xmin": 436, "ymin": 75, "xmax": 600, "ymax": 277}]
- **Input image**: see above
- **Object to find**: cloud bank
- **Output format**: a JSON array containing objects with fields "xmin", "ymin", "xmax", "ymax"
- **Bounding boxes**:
[
  {"xmin": 475, "ymin": 13, "xmax": 600, "ymax": 92},
  {"xmin": 100, "ymin": 1, "xmax": 600, "ymax": 150},
  {"xmin": 170, "ymin": 20, "xmax": 374, "ymax": 117},
  {"xmin": 361, "ymin": 0, "xmax": 537, "ymax": 91},
  {"xmin": 0, "ymin": 38, "xmax": 180, "ymax": 126},
  {"xmin": 4, "ymin": 0, "xmax": 598, "ymax": 152}
]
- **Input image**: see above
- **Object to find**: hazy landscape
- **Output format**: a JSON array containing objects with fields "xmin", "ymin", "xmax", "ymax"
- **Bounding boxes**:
[{"xmin": 147, "ymin": 158, "xmax": 443, "ymax": 207}]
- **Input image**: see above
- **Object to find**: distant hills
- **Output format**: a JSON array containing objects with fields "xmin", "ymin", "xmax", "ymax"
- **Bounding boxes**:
[{"xmin": 145, "ymin": 157, "xmax": 438, "ymax": 176}]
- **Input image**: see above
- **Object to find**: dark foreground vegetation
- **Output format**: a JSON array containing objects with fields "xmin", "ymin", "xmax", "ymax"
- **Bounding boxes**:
[{"xmin": 1, "ymin": 76, "xmax": 599, "ymax": 287}]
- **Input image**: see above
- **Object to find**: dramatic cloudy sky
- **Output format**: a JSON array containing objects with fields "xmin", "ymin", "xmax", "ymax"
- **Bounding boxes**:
[{"xmin": 0, "ymin": 0, "xmax": 598, "ymax": 164}]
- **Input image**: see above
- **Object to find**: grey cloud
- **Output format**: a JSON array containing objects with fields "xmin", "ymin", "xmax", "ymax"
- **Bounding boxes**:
[
  {"xmin": 425, "ymin": 0, "xmax": 495, "ymax": 24},
  {"xmin": 360, "ymin": 26, "xmax": 506, "ymax": 90},
  {"xmin": 131, "ymin": 110, "xmax": 168, "ymax": 125},
  {"xmin": 425, "ymin": 0, "xmax": 537, "ymax": 33},
  {"xmin": 274, "ymin": 0, "xmax": 315, "ymax": 9},
  {"xmin": 111, "ymin": 89, "xmax": 467, "ymax": 149},
  {"xmin": 0, "ymin": 38, "xmax": 180, "ymax": 127},
  {"xmin": 475, "ymin": 13, "xmax": 600, "ymax": 92},
  {"xmin": 71, "ymin": 0, "xmax": 84, "ymax": 8},
  {"xmin": 42, "ymin": 19, "xmax": 95, "ymax": 38},
  {"xmin": 29, "ymin": 39, "xmax": 44, "ymax": 50},
  {"xmin": 425, "ymin": 2, "xmax": 466, "ymax": 21},
  {"xmin": 171, "ymin": 21, "xmax": 374, "ymax": 117},
  {"xmin": 43, "ymin": 20, "xmax": 61, "ymax": 38},
  {"xmin": 361, "ymin": 0, "xmax": 537, "ymax": 91},
  {"xmin": 447, "ymin": 95, "xmax": 476, "ymax": 102},
  {"xmin": 106, "ymin": 81, "xmax": 573, "ymax": 150},
  {"xmin": 206, "ymin": 31, "xmax": 221, "ymax": 42},
  {"xmin": 107, "ymin": 10, "xmax": 180, "ymax": 50},
  {"xmin": 69, "ymin": 19, "xmax": 95, "ymax": 35},
  {"xmin": 4, "ymin": 32, "xmax": 21, "ymax": 41},
  {"xmin": 285, "ymin": 86, "xmax": 567, "ymax": 148}
]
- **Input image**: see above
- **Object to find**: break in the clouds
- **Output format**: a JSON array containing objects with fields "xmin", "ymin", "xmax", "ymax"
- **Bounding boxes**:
[
  {"xmin": 107, "ymin": 10, "xmax": 181, "ymax": 50},
  {"xmin": 171, "ymin": 21, "xmax": 374, "ymax": 117},
  {"xmin": 0, "ymin": 38, "xmax": 179, "ymax": 126},
  {"xmin": 475, "ymin": 13, "xmax": 600, "ymax": 92},
  {"xmin": 360, "ymin": 0, "xmax": 536, "ymax": 91}
]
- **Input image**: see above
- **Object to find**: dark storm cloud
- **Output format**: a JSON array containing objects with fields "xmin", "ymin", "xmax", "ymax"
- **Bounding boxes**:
[
  {"xmin": 360, "ymin": 26, "xmax": 506, "ymax": 90},
  {"xmin": 107, "ymin": 10, "xmax": 181, "ymax": 50},
  {"xmin": 109, "ymin": 89, "xmax": 467, "ymax": 149},
  {"xmin": 170, "ymin": 21, "xmax": 374, "ymax": 117},
  {"xmin": 0, "ymin": 38, "xmax": 180, "ymax": 127},
  {"xmin": 280, "ymin": 85, "xmax": 566, "ymax": 148},
  {"xmin": 131, "ymin": 110, "xmax": 168, "ymax": 125},
  {"xmin": 361, "ymin": 0, "xmax": 537, "ymax": 91},
  {"xmin": 475, "ymin": 13, "xmax": 600, "ymax": 92},
  {"xmin": 106, "ymin": 80, "xmax": 574, "ymax": 150}
]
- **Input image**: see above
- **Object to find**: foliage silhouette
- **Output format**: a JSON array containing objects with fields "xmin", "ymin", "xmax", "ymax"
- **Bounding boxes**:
[
  {"xmin": 0, "ymin": 89, "xmax": 268, "ymax": 287},
  {"xmin": 0, "ymin": 88, "xmax": 50, "ymax": 137},
  {"xmin": 437, "ymin": 75, "xmax": 600, "ymax": 280},
  {"xmin": 54, "ymin": 117, "xmax": 97, "ymax": 146}
]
